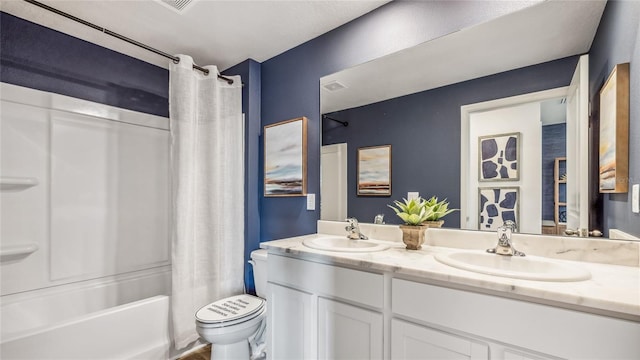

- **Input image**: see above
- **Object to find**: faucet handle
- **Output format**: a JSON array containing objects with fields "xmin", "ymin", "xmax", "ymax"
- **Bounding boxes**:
[
  {"xmin": 496, "ymin": 227, "xmax": 511, "ymax": 247},
  {"xmin": 345, "ymin": 218, "xmax": 359, "ymax": 225},
  {"xmin": 345, "ymin": 218, "xmax": 356, "ymax": 231},
  {"xmin": 503, "ymin": 220, "xmax": 517, "ymax": 232},
  {"xmin": 489, "ymin": 220, "xmax": 524, "ymax": 256}
]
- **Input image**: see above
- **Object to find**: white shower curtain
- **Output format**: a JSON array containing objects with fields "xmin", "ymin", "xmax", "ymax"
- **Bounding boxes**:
[{"xmin": 169, "ymin": 55, "xmax": 244, "ymax": 349}]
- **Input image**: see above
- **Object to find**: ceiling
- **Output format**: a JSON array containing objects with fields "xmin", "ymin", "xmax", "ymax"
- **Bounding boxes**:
[
  {"xmin": 0, "ymin": 0, "xmax": 389, "ymax": 70},
  {"xmin": 320, "ymin": 0, "xmax": 607, "ymax": 114}
]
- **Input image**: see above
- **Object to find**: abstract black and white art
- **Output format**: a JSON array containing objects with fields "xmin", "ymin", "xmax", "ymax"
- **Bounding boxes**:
[
  {"xmin": 478, "ymin": 187, "xmax": 519, "ymax": 231},
  {"xmin": 478, "ymin": 132, "xmax": 520, "ymax": 181}
]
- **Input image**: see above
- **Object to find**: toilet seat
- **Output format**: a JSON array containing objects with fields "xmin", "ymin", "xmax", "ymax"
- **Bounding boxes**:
[{"xmin": 196, "ymin": 294, "xmax": 265, "ymax": 328}]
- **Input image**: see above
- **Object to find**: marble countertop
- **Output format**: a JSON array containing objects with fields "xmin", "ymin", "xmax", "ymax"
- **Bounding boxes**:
[{"xmin": 260, "ymin": 233, "xmax": 640, "ymax": 322}]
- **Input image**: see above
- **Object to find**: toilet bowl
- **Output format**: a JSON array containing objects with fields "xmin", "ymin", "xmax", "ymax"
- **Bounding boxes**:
[{"xmin": 195, "ymin": 249, "xmax": 268, "ymax": 359}]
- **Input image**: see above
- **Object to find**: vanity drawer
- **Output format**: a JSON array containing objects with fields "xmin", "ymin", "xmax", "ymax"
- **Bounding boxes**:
[{"xmin": 268, "ymin": 254, "xmax": 383, "ymax": 308}]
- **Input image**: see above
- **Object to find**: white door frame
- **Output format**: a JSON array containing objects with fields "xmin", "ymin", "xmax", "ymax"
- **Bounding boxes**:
[
  {"xmin": 565, "ymin": 55, "xmax": 590, "ymax": 235},
  {"xmin": 460, "ymin": 87, "xmax": 569, "ymax": 231},
  {"xmin": 320, "ymin": 143, "xmax": 347, "ymax": 221}
]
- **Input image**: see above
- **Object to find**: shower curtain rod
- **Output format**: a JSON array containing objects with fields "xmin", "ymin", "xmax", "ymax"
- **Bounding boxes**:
[
  {"xmin": 323, "ymin": 115, "xmax": 348, "ymax": 127},
  {"xmin": 23, "ymin": 0, "xmax": 236, "ymax": 85}
]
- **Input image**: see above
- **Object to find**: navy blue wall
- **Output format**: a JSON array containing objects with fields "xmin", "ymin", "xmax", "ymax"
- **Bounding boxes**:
[
  {"xmin": 589, "ymin": 0, "xmax": 640, "ymax": 237},
  {"xmin": 223, "ymin": 59, "xmax": 262, "ymax": 294},
  {"xmin": 0, "ymin": 12, "xmax": 169, "ymax": 117},
  {"xmin": 322, "ymin": 58, "xmax": 578, "ymax": 227},
  {"xmin": 260, "ymin": 0, "xmax": 546, "ymax": 242},
  {"xmin": 541, "ymin": 124, "xmax": 567, "ymax": 222}
]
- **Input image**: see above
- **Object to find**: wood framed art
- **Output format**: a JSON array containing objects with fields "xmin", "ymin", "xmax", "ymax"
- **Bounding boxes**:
[
  {"xmin": 357, "ymin": 145, "xmax": 391, "ymax": 196},
  {"xmin": 264, "ymin": 117, "xmax": 307, "ymax": 197},
  {"xmin": 478, "ymin": 132, "xmax": 520, "ymax": 182},
  {"xmin": 599, "ymin": 63, "xmax": 629, "ymax": 193},
  {"xmin": 478, "ymin": 186, "xmax": 519, "ymax": 231}
]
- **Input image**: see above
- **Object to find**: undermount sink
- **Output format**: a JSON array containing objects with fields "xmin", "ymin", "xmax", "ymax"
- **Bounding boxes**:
[
  {"xmin": 434, "ymin": 251, "xmax": 591, "ymax": 282},
  {"xmin": 302, "ymin": 236, "xmax": 389, "ymax": 253}
]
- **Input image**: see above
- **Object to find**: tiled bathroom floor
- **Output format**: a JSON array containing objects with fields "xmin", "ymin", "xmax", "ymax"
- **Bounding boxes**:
[{"xmin": 178, "ymin": 345, "xmax": 211, "ymax": 360}]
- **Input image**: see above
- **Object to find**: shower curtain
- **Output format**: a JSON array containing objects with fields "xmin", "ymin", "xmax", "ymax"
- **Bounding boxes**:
[{"xmin": 169, "ymin": 55, "xmax": 244, "ymax": 349}]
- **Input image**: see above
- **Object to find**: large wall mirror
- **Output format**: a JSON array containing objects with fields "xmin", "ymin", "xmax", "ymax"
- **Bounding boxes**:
[{"xmin": 319, "ymin": 1, "xmax": 605, "ymax": 236}]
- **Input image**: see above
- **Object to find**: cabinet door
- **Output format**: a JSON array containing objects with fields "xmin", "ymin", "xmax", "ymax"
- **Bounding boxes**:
[
  {"xmin": 318, "ymin": 298, "xmax": 383, "ymax": 359},
  {"xmin": 391, "ymin": 319, "xmax": 489, "ymax": 360},
  {"xmin": 268, "ymin": 283, "xmax": 315, "ymax": 359}
]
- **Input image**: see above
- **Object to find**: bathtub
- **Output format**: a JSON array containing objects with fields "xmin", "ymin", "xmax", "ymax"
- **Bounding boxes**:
[
  {"xmin": 1, "ymin": 295, "xmax": 171, "ymax": 359},
  {"xmin": 1, "ymin": 84, "xmax": 182, "ymax": 358},
  {"xmin": 0, "ymin": 266, "xmax": 178, "ymax": 359}
]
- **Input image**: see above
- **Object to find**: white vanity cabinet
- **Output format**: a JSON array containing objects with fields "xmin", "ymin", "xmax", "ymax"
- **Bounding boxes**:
[
  {"xmin": 392, "ymin": 278, "xmax": 640, "ymax": 360},
  {"xmin": 266, "ymin": 252, "xmax": 639, "ymax": 360},
  {"xmin": 267, "ymin": 254, "xmax": 384, "ymax": 359}
]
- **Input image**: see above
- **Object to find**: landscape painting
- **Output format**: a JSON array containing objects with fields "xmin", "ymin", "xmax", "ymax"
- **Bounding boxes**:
[
  {"xmin": 357, "ymin": 145, "xmax": 391, "ymax": 196},
  {"xmin": 599, "ymin": 63, "xmax": 629, "ymax": 193},
  {"xmin": 264, "ymin": 117, "xmax": 307, "ymax": 196}
]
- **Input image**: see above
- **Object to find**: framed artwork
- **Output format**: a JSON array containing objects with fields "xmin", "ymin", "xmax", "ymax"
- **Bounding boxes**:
[
  {"xmin": 599, "ymin": 63, "xmax": 629, "ymax": 193},
  {"xmin": 357, "ymin": 145, "xmax": 391, "ymax": 196},
  {"xmin": 264, "ymin": 117, "xmax": 307, "ymax": 197},
  {"xmin": 478, "ymin": 132, "xmax": 520, "ymax": 181},
  {"xmin": 478, "ymin": 186, "xmax": 519, "ymax": 231}
]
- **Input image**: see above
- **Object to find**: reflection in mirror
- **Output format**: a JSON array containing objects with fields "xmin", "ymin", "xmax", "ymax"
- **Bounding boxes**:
[
  {"xmin": 319, "ymin": 1, "xmax": 605, "ymax": 236},
  {"xmin": 462, "ymin": 97, "xmax": 567, "ymax": 235},
  {"xmin": 541, "ymin": 99, "xmax": 568, "ymax": 235}
]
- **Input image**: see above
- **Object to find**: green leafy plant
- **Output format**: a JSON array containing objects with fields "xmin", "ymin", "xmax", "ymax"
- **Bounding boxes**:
[
  {"xmin": 388, "ymin": 197, "xmax": 433, "ymax": 225},
  {"xmin": 422, "ymin": 196, "xmax": 457, "ymax": 221}
]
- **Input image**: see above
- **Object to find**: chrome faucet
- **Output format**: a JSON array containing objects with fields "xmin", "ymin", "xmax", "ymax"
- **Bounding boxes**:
[
  {"xmin": 487, "ymin": 220, "xmax": 525, "ymax": 256},
  {"xmin": 345, "ymin": 218, "xmax": 368, "ymax": 240}
]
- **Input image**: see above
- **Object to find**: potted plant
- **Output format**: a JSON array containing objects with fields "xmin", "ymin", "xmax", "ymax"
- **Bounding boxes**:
[
  {"xmin": 388, "ymin": 197, "xmax": 433, "ymax": 250},
  {"xmin": 421, "ymin": 196, "xmax": 457, "ymax": 228}
]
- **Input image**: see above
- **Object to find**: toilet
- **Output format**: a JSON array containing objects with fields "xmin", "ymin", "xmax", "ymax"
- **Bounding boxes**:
[{"xmin": 195, "ymin": 249, "xmax": 268, "ymax": 359}]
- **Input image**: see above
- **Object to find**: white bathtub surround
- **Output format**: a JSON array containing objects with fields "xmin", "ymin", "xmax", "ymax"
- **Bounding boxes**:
[
  {"xmin": 1, "ymin": 83, "xmax": 170, "ymax": 296},
  {"xmin": 1, "ymin": 83, "xmax": 173, "ymax": 358},
  {"xmin": 169, "ymin": 55, "xmax": 244, "ymax": 349},
  {"xmin": 263, "ymin": 226, "xmax": 640, "ymax": 321}
]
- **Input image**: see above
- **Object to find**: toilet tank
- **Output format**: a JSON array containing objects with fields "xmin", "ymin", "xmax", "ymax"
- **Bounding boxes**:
[{"xmin": 249, "ymin": 249, "xmax": 268, "ymax": 298}]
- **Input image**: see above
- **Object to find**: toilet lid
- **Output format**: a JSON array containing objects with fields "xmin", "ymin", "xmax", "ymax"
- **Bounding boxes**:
[{"xmin": 196, "ymin": 294, "xmax": 265, "ymax": 324}]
